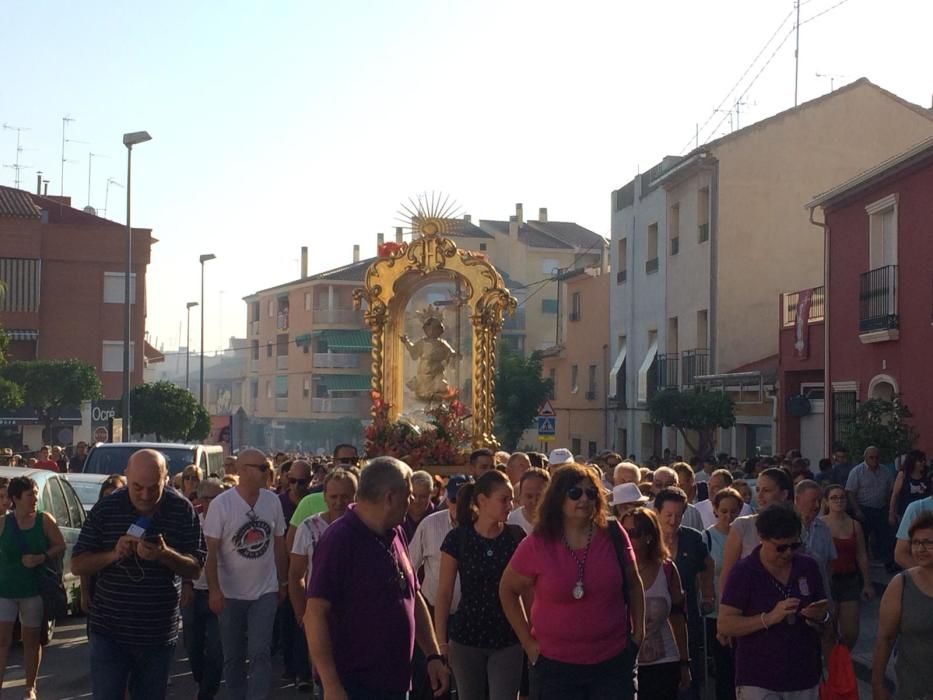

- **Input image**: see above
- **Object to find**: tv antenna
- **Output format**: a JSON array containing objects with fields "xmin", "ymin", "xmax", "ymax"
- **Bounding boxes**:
[
  {"xmin": 60, "ymin": 115, "xmax": 87, "ymax": 196},
  {"xmin": 815, "ymin": 72, "xmax": 846, "ymax": 92},
  {"xmin": 103, "ymin": 177, "xmax": 123, "ymax": 219},
  {"xmin": 86, "ymin": 152, "xmax": 109, "ymax": 208},
  {"xmin": 2, "ymin": 123, "xmax": 31, "ymax": 188},
  {"xmin": 714, "ymin": 108, "xmax": 734, "ymax": 134}
]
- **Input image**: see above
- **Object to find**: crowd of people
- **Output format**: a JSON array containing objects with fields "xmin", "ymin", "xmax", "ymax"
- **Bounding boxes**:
[{"xmin": 0, "ymin": 440, "xmax": 931, "ymax": 699}]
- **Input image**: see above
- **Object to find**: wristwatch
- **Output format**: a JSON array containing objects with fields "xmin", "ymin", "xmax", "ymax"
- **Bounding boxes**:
[{"xmin": 426, "ymin": 653, "xmax": 446, "ymax": 665}]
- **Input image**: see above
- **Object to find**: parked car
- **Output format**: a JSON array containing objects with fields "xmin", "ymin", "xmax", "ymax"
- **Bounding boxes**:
[
  {"xmin": 83, "ymin": 442, "xmax": 225, "ymax": 479},
  {"xmin": 62, "ymin": 473, "xmax": 113, "ymax": 513}
]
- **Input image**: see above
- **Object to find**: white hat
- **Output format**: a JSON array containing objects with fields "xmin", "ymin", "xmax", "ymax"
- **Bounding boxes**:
[
  {"xmin": 610, "ymin": 482, "xmax": 649, "ymax": 506},
  {"xmin": 548, "ymin": 448, "xmax": 575, "ymax": 468}
]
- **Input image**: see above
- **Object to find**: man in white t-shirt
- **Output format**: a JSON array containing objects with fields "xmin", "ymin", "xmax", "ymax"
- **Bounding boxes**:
[
  {"xmin": 205, "ymin": 449, "xmax": 287, "ymax": 700},
  {"xmin": 507, "ymin": 468, "xmax": 550, "ymax": 534},
  {"xmin": 695, "ymin": 469, "xmax": 753, "ymax": 529}
]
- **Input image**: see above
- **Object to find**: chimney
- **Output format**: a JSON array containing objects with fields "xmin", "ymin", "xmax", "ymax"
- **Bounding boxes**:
[
  {"xmin": 538, "ymin": 207, "xmax": 548, "ymax": 222},
  {"xmin": 352, "ymin": 244, "xmax": 360, "ymax": 263},
  {"xmin": 515, "ymin": 203, "xmax": 524, "ymax": 222},
  {"xmin": 377, "ymin": 232, "xmax": 384, "ymax": 248},
  {"xmin": 395, "ymin": 227, "xmax": 404, "ymax": 243},
  {"xmin": 463, "ymin": 214, "xmax": 471, "ymax": 223},
  {"xmin": 300, "ymin": 246, "xmax": 308, "ymax": 279},
  {"xmin": 42, "ymin": 181, "xmax": 49, "ymax": 196},
  {"xmin": 36, "ymin": 172, "xmax": 42, "ymax": 195},
  {"xmin": 508, "ymin": 215, "xmax": 519, "ymax": 238}
]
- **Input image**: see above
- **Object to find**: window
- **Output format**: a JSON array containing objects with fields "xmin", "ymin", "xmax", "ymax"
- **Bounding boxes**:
[
  {"xmin": 276, "ymin": 333, "xmax": 289, "ymax": 357},
  {"xmin": 866, "ymin": 194, "xmax": 897, "ymax": 270},
  {"xmin": 251, "ymin": 340, "xmax": 259, "ymax": 361},
  {"xmin": 571, "ymin": 365, "xmax": 579, "ymax": 393},
  {"xmin": 548, "ymin": 368, "xmax": 556, "ymax": 398},
  {"xmin": 617, "ymin": 237, "xmax": 627, "ymax": 284},
  {"xmin": 266, "ymin": 342, "xmax": 273, "ymax": 358},
  {"xmin": 542, "ymin": 299, "xmax": 558, "ymax": 314},
  {"xmin": 697, "ymin": 310, "xmax": 708, "ymax": 350},
  {"xmin": 304, "ymin": 292, "xmax": 312, "ymax": 311},
  {"xmin": 832, "ymin": 390, "xmax": 857, "ymax": 446},
  {"xmin": 571, "ymin": 438, "xmax": 582, "ymax": 455},
  {"xmin": 667, "ymin": 316, "xmax": 679, "ymax": 354},
  {"xmin": 249, "ymin": 301, "xmax": 260, "ymax": 321},
  {"xmin": 587, "ymin": 365, "xmax": 597, "ymax": 398},
  {"xmin": 43, "ymin": 479, "xmax": 71, "ymax": 528},
  {"xmin": 610, "ymin": 336, "xmax": 627, "ymax": 401},
  {"xmin": 103, "ymin": 272, "xmax": 137, "ymax": 304},
  {"xmin": 102, "ymin": 341, "xmax": 135, "ymax": 372},
  {"xmin": 588, "ymin": 441, "xmax": 598, "ymax": 458},
  {"xmin": 646, "ymin": 223, "xmax": 658, "ymax": 273},
  {"xmin": 570, "ymin": 292, "xmax": 582, "ymax": 321},
  {"xmin": 265, "ymin": 380, "xmax": 272, "ymax": 398},
  {"xmin": 637, "ymin": 332, "xmax": 658, "ymax": 403},
  {"xmin": 480, "ymin": 243, "xmax": 487, "ymax": 251},
  {"xmin": 250, "ymin": 380, "xmax": 258, "ymax": 399},
  {"xmin": 275, "ymin": 375, "xmax": 288, "ymax": 398},
  {"xmin": 669, "ymin": 203, "xmax": 680, "ymax": 255},
  {"xmin": 698, "ymin": 186, "xmax": 710, "ymax": 242}
]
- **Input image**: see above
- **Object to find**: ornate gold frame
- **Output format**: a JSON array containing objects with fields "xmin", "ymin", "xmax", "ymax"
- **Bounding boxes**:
[{"xmin": 353, "ymin": 227, "xmax": 516, "ymax": 449}]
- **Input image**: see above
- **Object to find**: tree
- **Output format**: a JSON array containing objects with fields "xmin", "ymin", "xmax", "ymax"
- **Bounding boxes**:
[
  {"xmin": 842, "ymin": 396, "xmax": 918, "ymax": 464},
  {"xmin": 0, "ymin": 328, "xmax": 24, "ymax": 411},
  {"xmin": 648, "ymin": 387, "xmax": 736, "ymax": 459},
  {"xmin": 0, "ymin": 359, "xmax": 101, "ymax": 438},
  {"xmin": 494, "ymin": 347, "xmax": 553, "ymax": 451},
  {"xmin": 130, "ymin": 381, "xmax": 211, "ymax": 442}
]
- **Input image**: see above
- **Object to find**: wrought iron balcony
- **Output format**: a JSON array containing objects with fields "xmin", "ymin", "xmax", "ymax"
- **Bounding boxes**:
[
  {"xmin": 657, "ymin": 353, "xmax": 680, "ymax": 389},
  {"xmin": 859, "ymin": 265, "xmax": 898, "ymax": 333},
  {"xmin": 681, "ymin": 349, "xmax": 709, "ymax": 387}
]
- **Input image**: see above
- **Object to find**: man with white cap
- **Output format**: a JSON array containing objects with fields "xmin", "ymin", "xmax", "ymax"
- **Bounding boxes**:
[
  {"xmin": 609, "ymin": 482, "xmax": 650, "ymax": 518},
  {"xmin": 547, "ymin": 447, "xmax": 575, "ymax": 474}
]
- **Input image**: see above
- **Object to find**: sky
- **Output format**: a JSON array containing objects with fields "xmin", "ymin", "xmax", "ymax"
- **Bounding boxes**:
[{"xmin": 2, "ymin": 0, "xmax": 931, "ymax": 355}]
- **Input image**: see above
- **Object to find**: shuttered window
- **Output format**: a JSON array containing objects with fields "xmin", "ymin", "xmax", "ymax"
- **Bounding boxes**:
[{"xmin": 0, "ymin": 258, "xmax": 41, "ymax": 312}]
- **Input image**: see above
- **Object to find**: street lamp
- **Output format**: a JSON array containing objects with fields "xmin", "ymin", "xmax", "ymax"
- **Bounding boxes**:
[
  {"xmin": 199, "ymin": 254, "xmax": 216, "ymax": 407},
  {"xmin": 185, "ymin": 302, "xmax": 198, "ymax": 391},
  {"xmin": 121, "ymin": 130, "xmax": 152, "ymax": 440}
]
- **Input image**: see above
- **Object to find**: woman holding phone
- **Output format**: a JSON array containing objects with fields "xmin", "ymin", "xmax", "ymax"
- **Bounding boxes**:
[{"xmin": 717, "ymin": 505, "xmax": 831, "ymax": 700}]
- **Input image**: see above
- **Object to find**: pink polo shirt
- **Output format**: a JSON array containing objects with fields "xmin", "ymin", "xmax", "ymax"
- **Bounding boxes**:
[{"xmin": 510, "ymin": 523, "xmax": 634, "ymax": 665}]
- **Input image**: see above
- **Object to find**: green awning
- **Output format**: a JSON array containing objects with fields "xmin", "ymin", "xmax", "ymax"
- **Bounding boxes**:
[
  {"xmin": 294, "ymin": 333, "xmax": 313, "ymax": 348},
  {"xmin": 321, "ymin": 374, "xmax": 372, "ymax": 393},
  {"xmin": 313, "ymin": 329, "xmax": 372, "ymax": 352}
]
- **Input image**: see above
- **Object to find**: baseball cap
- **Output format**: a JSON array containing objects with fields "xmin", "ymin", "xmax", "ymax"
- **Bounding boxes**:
[
  {"xmin": 547, "ymin": 448, "xmax": 574, "ymax": 468},
  {"xmin": 610, "ymin": 482, "xmax": 649, "ymax": 506},
  {"xmin": 446, "ymin": 474, "xmax": 472, "ymax": 501}
]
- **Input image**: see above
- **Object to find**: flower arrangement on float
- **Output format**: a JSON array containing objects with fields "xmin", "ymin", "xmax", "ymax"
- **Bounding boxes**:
[{"xmin": 364, "ymin": 389, "xmax": 472, "ymax": 469}]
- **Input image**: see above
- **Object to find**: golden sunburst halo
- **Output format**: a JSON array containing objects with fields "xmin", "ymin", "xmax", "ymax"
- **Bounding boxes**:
[{"xmin": 396, "ymin": 192, "xmax": 462, "ymax": 238}]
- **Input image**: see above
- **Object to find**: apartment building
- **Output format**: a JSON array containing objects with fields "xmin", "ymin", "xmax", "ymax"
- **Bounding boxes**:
[{"xmin": 609, "ymin": 79, "xmax": 933, "ymax": 461}]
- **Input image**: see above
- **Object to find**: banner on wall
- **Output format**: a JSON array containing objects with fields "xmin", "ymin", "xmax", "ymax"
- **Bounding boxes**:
[{"xmin": 793, "ymin": 289, "xmax": 813, "ymax": 359}]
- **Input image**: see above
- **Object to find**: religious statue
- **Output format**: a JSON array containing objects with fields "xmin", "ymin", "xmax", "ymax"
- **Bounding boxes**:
[{"xmin": 400, "ymin": 311, "xmax": 459, "ymax": 404}]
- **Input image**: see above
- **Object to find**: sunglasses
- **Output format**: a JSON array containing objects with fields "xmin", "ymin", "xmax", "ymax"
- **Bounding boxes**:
[
  {"xmin": 566, "ymin": 486, "xmax": 599, "ymax": 501},
  {"xmin": 243, "ymin": 462, "xmax": 270, "ymax": 473},
  {"xmin": 773, "ymin": 541, "xmax": 804, "ymax": 553},
  {"xmin": 289, "ymin": 478, "xmax": 309, "ymax": 486}
]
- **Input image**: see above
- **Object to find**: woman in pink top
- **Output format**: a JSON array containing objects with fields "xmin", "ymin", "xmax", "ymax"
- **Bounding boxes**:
[{"xmin": 499, "ymin": 463, "xmax": 645, "ymax": 700}]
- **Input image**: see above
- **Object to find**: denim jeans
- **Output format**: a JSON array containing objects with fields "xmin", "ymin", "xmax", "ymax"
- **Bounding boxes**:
[
  {"xmin": 218, "ymin": 592, "xmax": 279, "ymax": 700},
  {"xmin": 343, "ymin": 683, "xmax": 408, "ymax": 700},
  {"xmin": 529, "ymin": 645, "xmax": 637, "ymax": 700},
  {"xmin": 182, "ymin": 589, "xmax": 224, "ymax": 699},
  {"xmin": 89, "ymin": 632, "xmax": 175, "ymax": 700}
]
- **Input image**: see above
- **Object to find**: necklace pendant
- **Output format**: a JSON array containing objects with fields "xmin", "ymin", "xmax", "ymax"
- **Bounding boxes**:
[
  {"xmin": 486, "ymin": 548, "xmax": 494, "ymax": 557},
  {"xmin": 572, "ymin": 582, "xmax": 585, "ymax": 600}
]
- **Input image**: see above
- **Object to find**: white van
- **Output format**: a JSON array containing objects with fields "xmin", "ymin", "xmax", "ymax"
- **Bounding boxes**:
[{"xmin": 83, "ymin": 442, "xmax": 225, "ymax": 478}]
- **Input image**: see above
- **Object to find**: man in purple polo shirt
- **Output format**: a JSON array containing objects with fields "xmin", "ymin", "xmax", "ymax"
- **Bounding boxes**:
[{"xmin": 305, "ymin": 456, "xmax": 450, "ymax": 700}]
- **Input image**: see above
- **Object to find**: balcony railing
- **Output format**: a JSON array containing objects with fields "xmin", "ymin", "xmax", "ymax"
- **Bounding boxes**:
[
  {"xmin": 276, "ymin": 355, "xmax": 288, "ymax": 370},
  {"xmin": 275, "ymin": 397, "xmax": 288, "ymax": 412},
  {"xmin": 502, "ymin": 308, "xmax": 526, "ymax": 331},
  {"xmin": 657, "ymin": 352, "xmax": 680, "ymax": 389},
  {"xmin": 681, "ymin": 349, "xmax": 709, "ymax": 387},
  {"xmin": 312, "ymin": 307, "xmax": 358, "ymax": 325},
  {"xmin": 313, "ymin": 353, "xmax": 362, "ymax": 369},
  {"xmin": 311, "ymin": 397, "xmax": 366, "ymax": 414},
  {"xmin": 276, "ymin": 312, "xmax": 289, "ymax": 331},
  {"xmin": 616, "ymin": 269, "xmax": 627, "ymax": 284},
  {"xmin": 698, "ymin": 223, "xmax": 709, "ymax": 242},
  {"xmin": 249, "ymin": 320, "xmax": 260, "ymax": 335},
  {"xmin": 859, "ymin": 265, "xmax": 898, "ymax": 333},
  {"xmin": 782, "ymin": 286, "xmax": 826, "ymax": 327},
  {"xmin": 645, "ymin": 258, "xmax": 659, "ymax": 274}
]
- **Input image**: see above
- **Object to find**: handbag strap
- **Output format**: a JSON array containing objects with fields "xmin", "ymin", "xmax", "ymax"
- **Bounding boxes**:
[{"xmin": 607, "ymin": 518, "xmax": 633, "ymax": 635}]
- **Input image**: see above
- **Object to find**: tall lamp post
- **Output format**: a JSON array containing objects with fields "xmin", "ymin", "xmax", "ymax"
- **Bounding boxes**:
[
  {"xmin": 199, "ymin": 254, "xmax": 216, "ymax": 407},
  {"xmin": 185, "ymin": 301, "xmax": 199, "ymax": 391},
  {"xmin": 121, "ymin": 131, "xmax": 152, "ymax": 440}
]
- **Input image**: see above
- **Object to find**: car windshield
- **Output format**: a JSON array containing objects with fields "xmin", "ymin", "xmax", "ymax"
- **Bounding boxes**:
[
  {"xmin": 84, "ymin": 447, "xmax": 197, "ymax": 477},
  {"xmin": 70, "ymin": 480, "xmax": 106, "ymax": 507}
]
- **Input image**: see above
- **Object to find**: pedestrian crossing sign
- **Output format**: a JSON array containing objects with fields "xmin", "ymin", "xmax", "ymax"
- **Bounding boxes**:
[{"xmin": 537, "ymin": 415, "xmax": 556, "ymax": 440}]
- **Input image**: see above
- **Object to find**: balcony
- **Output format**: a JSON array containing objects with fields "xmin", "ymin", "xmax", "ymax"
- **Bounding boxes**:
[
  {"xmin": 276, "ymin": 311, "xmax": 289, "ymax": 331},
  {"xmin": 698, "ymin": 223, "xmax": 709, "ymax": 242},
  {"xmin": 249, "ymin": 320, "xmax": 260, "ymax": 335},
  {"xmin": 645, "ymin": 258, "xmax": 659, "ymax": 274},
  {"xmin": 275, "ymin": 397, "xmax": 288, "ymax": 412},
  {"xmin": 782, "ymin": 286, "xmax": 825, "ymax": 327},
  {"xmin": 276, "ymin": 355, "xmax": 288, "ymax": 370},
  {"xmin": 616, "ymin": 269, "xmax": 627, "ymax": 284},
  {"xmin": 502, "ymin": 308, "xmax": 526, "ymax": 332},
  {"xmin": 656, "ymin": 352, "xmax": 680, "ymax": 389},
  {"xmin": 313, "ymin": 353, "xmax": 362, "ymax": 369},
  {"xmin": 681, "ymin": 349, "xmax": 709, "ymax": 387},
  {"xmin": 313, "ymin": 307, "xmax": 358, "ymax": 325},
  {"xmin": 859, "ymin": 265, "xmax": 899, "ymax": 341},
  {"xmin": 311, "ymin": 397, "xmax": 367, "ymax": 415}
]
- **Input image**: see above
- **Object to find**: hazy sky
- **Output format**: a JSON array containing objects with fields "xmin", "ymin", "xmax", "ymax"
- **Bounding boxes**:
[{"xmin": 2, "ymin": 0, "xmax": 930, "ymax": 354}]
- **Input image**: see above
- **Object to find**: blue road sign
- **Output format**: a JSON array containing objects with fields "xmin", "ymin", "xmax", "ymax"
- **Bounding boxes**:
[{"xmin": 537, "ymin": 415, "xmax": 556, "ymax": 436}]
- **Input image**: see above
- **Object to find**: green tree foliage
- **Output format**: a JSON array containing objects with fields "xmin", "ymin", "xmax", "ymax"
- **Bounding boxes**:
[
  {"xmin": 129, "ymin": 381, "xmax": 212, "ymax": 442},
  {"xmin": 0, "ymin": 328, "xmax": 25, "ymax": 410},
  {"xmin": 648, "ymin": 387, "xmax": 736, "ymax": 459},
  {"xmin": 842, "ymin": 396, "xmax": 918, "ymax": 464},
  {"xmin": 494, "ymin": 347, "xmax": 553, "ymax": 451},
  {"xmin": 0, "ymin": 359, "xmax": 101, "ymax": 435}
]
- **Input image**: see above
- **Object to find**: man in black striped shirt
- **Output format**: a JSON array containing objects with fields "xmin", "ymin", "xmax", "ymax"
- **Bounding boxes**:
[{"xmin": 72, "ymin": 449, "xmax": 205, "ymax": 700}]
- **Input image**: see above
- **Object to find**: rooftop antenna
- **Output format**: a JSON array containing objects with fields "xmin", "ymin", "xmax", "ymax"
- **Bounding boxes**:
[
  {"xmin": 734, "ymin": 96, "xmax": 756, "ymax": 130},
  {"xmin": 103, "ymin": 177, "xmax": 123, "ymax": 219},
  {"xmin": 86, "ymin": 152, "xmax": 109, "ymax": 208},
  {"xmin": 60, "ymin": 115, "xmax": 87, "ymax": 196},
  {"xmin": 815, "ymin": 72, "xmax": 846, "ymax": 92},
  {"xmin": 2, "ymin": 123, "xmax": 31, "ymax": 188},
  {"xmin": 715, "ymin": 107, "xmax": 734, "ymax": 134}
]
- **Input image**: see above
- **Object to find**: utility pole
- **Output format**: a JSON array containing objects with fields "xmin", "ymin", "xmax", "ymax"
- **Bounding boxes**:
[{"xmin": 794, "ymin": 0, "xmax": 801, "ymax": 106}]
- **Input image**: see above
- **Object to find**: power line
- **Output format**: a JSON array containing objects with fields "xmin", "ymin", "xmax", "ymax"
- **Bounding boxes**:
[{"xmin": 800, "ymin": 0, "xmax": 854, "ymax": 26}]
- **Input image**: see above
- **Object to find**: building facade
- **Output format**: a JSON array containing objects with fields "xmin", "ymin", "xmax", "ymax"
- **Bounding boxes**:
[{"xmin": 609, "ymin": 79, "xmax": 933, "ymax": 462}]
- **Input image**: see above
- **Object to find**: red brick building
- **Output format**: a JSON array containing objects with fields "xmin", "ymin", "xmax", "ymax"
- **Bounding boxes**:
[
  {"xmin": 0, "ymin": 185, "xmax": 153, "ymax": 401},
  {"xmin": 778, "ymin": 137, "xmax": 933, "ymax": 457}
]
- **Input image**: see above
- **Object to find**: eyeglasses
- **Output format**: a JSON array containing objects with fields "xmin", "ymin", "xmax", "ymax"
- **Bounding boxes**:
[
  {"xmin": 289, "ymin": 478, "xmax": 309, "ymax": 486},
  {"xmin": 773, "ymin": 541, "xmax": 804, "ymax": 553},
  {"xmin": 566, "ymin": 486, "xmax": 599, "ymax": 501},
  {"xmin": 910, "ymin": 539, "xmax": 933, "ymax": 550},
  {"xmin": 243, "ymin": 462, "xmax": 270, "ymax": 473}
]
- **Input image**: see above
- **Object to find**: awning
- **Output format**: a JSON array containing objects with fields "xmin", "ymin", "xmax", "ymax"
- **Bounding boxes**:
[
  {"xmin": 5, "ymin": 329, "xmax": 38, "ymax": 341},
  {"xmin": 294, "ymin": 333, "xmax": 313, "ymax": 348},
  {"xmin": 144, "ymin": 340, "xmax": 164, "ymax": 364},
  {"xmin": 320, "ymin": 374, "xmax": 372, "ymax": 393},
  {"xmin": 637, "ymin": 337, "xmax": 658, "ymax": 404},
  {"xmin": 313, "ymin": 329, "xmax": 372, "ymax": 353},
  {"xmin": 609, "ymin": 342, "xmax": 627, "ymax": 396}
]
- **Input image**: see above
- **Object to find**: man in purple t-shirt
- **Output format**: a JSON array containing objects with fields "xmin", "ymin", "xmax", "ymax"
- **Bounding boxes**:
[{"xmin": 305, "ymin": 456, "xmax": 450, "ymax": 700}]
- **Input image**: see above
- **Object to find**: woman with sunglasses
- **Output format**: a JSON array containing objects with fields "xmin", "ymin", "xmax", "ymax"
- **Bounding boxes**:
[
  {"xmin": 621, "ymin": 507, "xmax": 690, "ymax": 699},
  {"xmin": 821, "ymin": 483, "xmax": 873, "ymax": 650},
  {"xmin": 718, "ymin": 504, "xmax": 830, "ymax": 700},
  {"xmin": 181, "ymin": 464, "xmax": 203, "ymax": 500},
  {"xmin": 500, "ymin": 463, "xmax": 645, "ymax": 700},
  {"xmin": 435, "ymin": 470, "xmax": 524, "ymax": 700}
]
